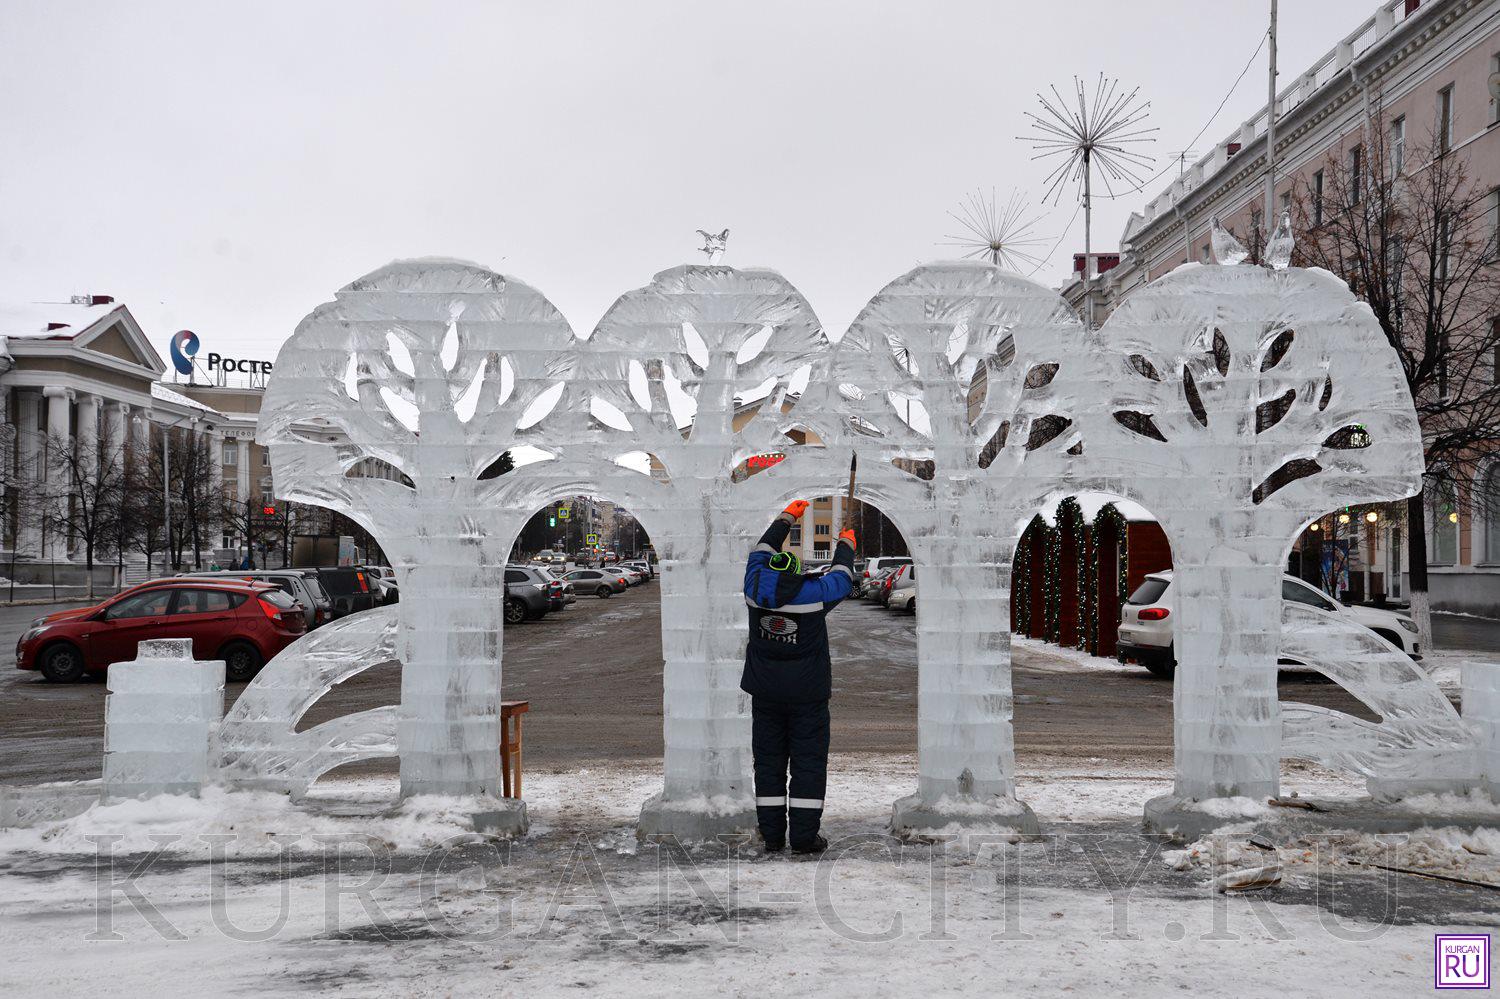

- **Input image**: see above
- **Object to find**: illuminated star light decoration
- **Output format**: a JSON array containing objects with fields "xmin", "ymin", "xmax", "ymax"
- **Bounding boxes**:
[
  {"xmin": 1021, "ymin": 74, "xmax": 1156, "ymax": 325},
  {"xmin": 940, "ymin": 188, "xmax": 1049, "ymax": 272}
]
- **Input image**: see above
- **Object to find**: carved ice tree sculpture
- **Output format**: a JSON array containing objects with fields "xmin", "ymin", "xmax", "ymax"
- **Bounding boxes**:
[
  {"xmin": 244, "ymin": 251, "xmax": 1438, "ymax": 832},
  {"xmin": 259, "ymin": 259, "xmax": 577, "ymax": 799},
  {"xmin": 1071, "ymin": 264, "xmax": 1423, "ymax": 800},
  {"xmin": 578, "ymin": 264, "xmax": 827, "ymax": 833},
  {"xmin": 219, "ymin": 609, "xmax": 399, "ymax": 798},
  {"xmin": 1279, "ymin": 601, "xmax": 1474, "ymax": 796},
  {"xmin": 801, "ymin": 262, "xmax": 1081, "ymax": 830}
]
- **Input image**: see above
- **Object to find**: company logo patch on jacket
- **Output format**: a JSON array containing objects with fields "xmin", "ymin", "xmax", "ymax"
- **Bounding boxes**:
[{"xmin": 760, "ymin": 614, "xmax": 799, "ymax": 643}]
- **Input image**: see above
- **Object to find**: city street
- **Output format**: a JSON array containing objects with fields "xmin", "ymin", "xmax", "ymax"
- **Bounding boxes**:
[{"xmin": 1, "ymin": 584, "xmax": 1469, "ymax": 787}]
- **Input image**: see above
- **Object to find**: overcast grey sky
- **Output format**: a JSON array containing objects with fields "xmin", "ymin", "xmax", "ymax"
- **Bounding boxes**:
[{"xmin": 1, "ymin": 1, "xmax": 1377, "ymax": 363}]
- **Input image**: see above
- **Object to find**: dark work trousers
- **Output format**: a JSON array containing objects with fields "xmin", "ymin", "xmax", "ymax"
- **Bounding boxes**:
[{"xmin": 751, "ymin": 698, "xmax": 830, "ymax": 847}]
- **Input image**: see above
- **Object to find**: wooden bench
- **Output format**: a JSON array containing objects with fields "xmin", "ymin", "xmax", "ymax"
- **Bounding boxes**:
[{"xmin": 500, "ymin": 700, "xmax": 530, "ymax": 798}]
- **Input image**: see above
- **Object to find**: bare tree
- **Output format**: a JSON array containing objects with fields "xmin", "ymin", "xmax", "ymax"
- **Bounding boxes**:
[
  {"xmin": 46, "ymin": 432, "xmax": 127, "ymax": 599},
  {"xmin": 1294, "ymin": 106, "xmax": 1500, "ymax": 646},
  {"xmin": 122, "ymin": 439, "xmax": 167, "ymax": 577}
]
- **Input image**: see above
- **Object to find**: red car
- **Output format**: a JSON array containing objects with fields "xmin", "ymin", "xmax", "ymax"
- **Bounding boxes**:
[{"xmin": 16, "ymin": 578, "xmax": 307, "ymax": 683}]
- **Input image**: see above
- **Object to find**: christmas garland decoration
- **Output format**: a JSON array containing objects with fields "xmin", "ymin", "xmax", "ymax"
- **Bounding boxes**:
[
  {"xmin": 1043, "ymin": 508, "xmax": 1063, "ymax": 643},
  {"xmin": 1054, "ymin": 496, "xmax": 1087, "ymax": 649},
  {"xmin": 1086, "ymin": 502, "xmax": 1130, "ymax": 656},
  {"xmin": 1013, "ymin": 516, "xmax": 1041, "ymax": 634}
]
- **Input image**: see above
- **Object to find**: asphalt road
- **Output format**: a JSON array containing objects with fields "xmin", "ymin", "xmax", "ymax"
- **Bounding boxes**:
[{"xmin": 3, "ymin": 585, "xmax": 1465, "ymax": 787}]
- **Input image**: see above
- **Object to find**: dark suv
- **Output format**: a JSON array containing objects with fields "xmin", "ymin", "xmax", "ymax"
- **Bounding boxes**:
[
  {"xmin": 314, "ymin": 567, "xmax": 381, "ymax": 619},
  {"xmin": 504, "ymin": 567, "xmax": 553, "ymax": 624}
]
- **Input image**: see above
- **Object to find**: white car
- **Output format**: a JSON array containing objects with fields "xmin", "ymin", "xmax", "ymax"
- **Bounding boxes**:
[
  {"xmin": 602, "ymin": 566, "xmax": 642, "ymax": 586},
  {"xmin": 889, "ymin": 584, "xmax": 916, "ymax": 613},
  {"xmin": 1116, "ymin": 570, "xmax": 1421, "ymax": 679}
]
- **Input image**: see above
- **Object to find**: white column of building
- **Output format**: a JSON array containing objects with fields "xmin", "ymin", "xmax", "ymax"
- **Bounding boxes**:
[
  {"xmin": 209, "ymin": 425, "xmax": 224, "ymax": 497},
  {"xmin": 131, "ymin": 405, "xmax": 153, "ymax": 455},
  {"xmin": 236, "ymin": 437, "xmax": 251, "ymax": 504},
  {"xmin": 104, "ymin": 402, "xmax": 128, "ymax": 463},
  {"xmin": 42, "ymin": 386, "xmax": 73, "ymax": 562},
  {"xmin": 72, "ymin": 394, "xmax": 100, "ymax": 560},
  {"xmin": 103, "ymin": 402, "xmax": 129, "ymax": 560},
  {"xmin": 14, "ymin": 390, "xmax": 44, "ymax": 557}
]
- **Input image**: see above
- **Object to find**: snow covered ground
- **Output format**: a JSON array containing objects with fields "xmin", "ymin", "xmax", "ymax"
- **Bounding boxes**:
[{"xmin": 1, "ymin": 757, "xmax": 1496, "ymax": 997}]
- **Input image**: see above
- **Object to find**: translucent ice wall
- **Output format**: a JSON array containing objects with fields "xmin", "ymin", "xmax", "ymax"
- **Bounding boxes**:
[
  {"xmin": 104, "ymin": 638, "xmax": 224, "ymax": 799},
  {"xmin": 1466, "ymin": 664, "xmax": 1500, "ymax": 800}
]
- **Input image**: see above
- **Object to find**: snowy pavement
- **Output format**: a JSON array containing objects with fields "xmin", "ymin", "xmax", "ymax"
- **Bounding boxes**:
[{"xmin": 2, "ymin": 757, "xmax": 1497, "ymax": 997}]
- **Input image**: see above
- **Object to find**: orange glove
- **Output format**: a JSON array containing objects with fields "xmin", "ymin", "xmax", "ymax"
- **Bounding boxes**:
[
  {"xmin": 839, "ymin": 529, "xmax": 856, "ymax": 547},
  {"xmin": 782, "ymin": 500, "xmax": 809, "ymax": 519}
]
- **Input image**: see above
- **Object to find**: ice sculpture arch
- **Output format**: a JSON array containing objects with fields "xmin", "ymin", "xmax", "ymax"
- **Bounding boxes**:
[
  {"xmin": 1066, "ymin": 263, "xmax": 1425, "ymax": 802},
  {"xmin": 245, "ymin": 252, "xmax": 1456, "ymax": 837}
]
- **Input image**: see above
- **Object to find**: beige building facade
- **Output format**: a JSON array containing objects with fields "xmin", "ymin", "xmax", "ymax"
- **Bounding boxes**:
[{"xmin": 1061, "ymin": 0, "xmax": 1500, "ymax": 614}]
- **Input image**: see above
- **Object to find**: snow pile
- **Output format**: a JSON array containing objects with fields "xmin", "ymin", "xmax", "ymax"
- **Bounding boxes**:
[
  {"xmin": 0, "ymin": 785, "xmax": 503, "ymax": 856},
  {"xmin": 1163, "ymin": 826, "xmax": 1500, "ymax": 887},
  {"xmin": 1182, "ymin": 795, "xmax": 1272, "ymax": 818}
]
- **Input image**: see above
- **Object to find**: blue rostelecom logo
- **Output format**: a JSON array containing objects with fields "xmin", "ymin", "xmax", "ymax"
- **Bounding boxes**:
[{"xmin": 169, "ymin": 329, "xmax": 199, "ymax": 375}]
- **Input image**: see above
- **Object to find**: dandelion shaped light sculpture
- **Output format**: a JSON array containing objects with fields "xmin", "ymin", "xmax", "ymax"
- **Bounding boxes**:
[
  {"xmin": 940, "ymin": 188, "xmax": 1049, "ymax": 272},
  {"xmin": 1021, "ymin": 74, "xmax": 1157, "ymax": 325}
]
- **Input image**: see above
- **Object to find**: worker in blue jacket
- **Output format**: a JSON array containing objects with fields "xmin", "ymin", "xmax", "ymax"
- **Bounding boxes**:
[{"xmin": 742, "ymin": 499, "xmax": 856, "ymax": 855}]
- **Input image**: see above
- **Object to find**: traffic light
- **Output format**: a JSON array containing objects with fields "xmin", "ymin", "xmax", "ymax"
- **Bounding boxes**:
[
  {"xmin": 262, "ymin": 504, "xmax": 277, "ymax": 516},
  {"xmin": 549, "ymin": 516, "xmax": 556, "ymax": 527}
]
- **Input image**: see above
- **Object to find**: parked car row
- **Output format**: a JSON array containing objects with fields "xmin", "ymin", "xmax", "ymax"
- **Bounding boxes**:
[
  {"xmin": 856, "ymin": 557, "xmax": 917, "ymax": 614},
  {"xmin": 16, "ymin": 554, "xmax": 661, "ymax": 685}
]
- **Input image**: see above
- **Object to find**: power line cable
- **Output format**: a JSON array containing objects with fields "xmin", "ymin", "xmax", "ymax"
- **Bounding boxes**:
[{"xmin": 1109, "ymin": 28, "xmax": 1269, "ymax": 201}]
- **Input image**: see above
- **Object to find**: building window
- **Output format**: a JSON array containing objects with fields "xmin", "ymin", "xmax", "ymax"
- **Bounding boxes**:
[
  {"xmin": 789, "ymin": 526, "xmax": 802, "ymax": 545},
  {"xmin": 1349, "ymin": 145, "xmax": 1362, "ymax": 205},
  {"xmin": 1491, "ymin": 53, "xmax": 1500, "ymax": 125},
  {"xmin": 1313, "ymin": 169, "xmax": 1324, "ymax": 226},
  {"xmin": 1199, "ymin": 243, "xmax": 1211, "ymax": 263},
  {"xmin": 1428, "ymin": 473, "xmax": 1459, "ymax": 564},
  {"xmin": 1279, "ymin": 190, "xmax": 1291, "ymax": 216},
  {"xmin": 1385, "ymin": 235, "xmax": 1405, "ymax": 313},
  {"xmin": 1483, "ymin": 463, "xmax": 1500, "ymax": 564},
  {"xmin": 1390, "ymin": 115, "xmax": 1405, "ymax": 175},
  {"xmin": 1438, "ymin": 85, "xmax": 1454, "ymax": 153},
  {"xmin": 1488, "ymin": 189, "xmax": 1500, "ymax": 260},
  {"xmin": 1438, "ymin": 84, "xmax": 1455, "ymax": 153},
  {"xmin": 814, "ymin": 523, "xmax": 830, "ymax": 536},
  {"xmin": 260, "ymin": 449, "xmax": 270, "ymax": 467},
  {"xmin": 223, "ymin": 442, "xmax": 237, "ymax": 465}
]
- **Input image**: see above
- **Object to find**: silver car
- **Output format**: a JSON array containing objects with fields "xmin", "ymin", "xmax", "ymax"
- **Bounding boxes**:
[{"xmin": 563, "ymin": 567, "xmax": 628, "ymax": 597}]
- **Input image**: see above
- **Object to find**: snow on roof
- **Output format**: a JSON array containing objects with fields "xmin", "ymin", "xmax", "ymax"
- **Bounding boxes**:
[
  {"xmin": 1039, "ymin": 491, "xmax": 1156, "ymax": 525},
  {"xmin": 151, "ymin": 381, "xmax": 221, "ymax": 416},
  {"xmin": 0, "ymin": 300, "xmax": 122, "ymax": 339}
]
